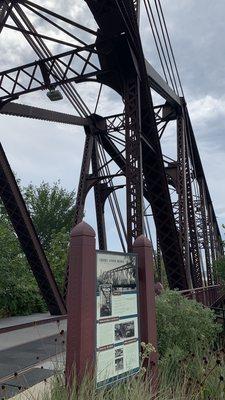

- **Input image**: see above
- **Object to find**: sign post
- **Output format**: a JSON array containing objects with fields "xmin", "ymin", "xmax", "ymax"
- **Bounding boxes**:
[
  {"xmin": 133, "ymin": 235, "xmax": 158, "ymax": 387},
  {"xmin": 66, "ymin": 221, "xmax": 96, "ymax": 389},
  {"xmin": 65, "ymin": 222, "xmax": 158, "ymax": 393}
]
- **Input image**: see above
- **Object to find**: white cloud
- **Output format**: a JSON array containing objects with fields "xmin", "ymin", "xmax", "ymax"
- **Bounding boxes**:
[{"xmin": 188, "ymin": 95, "xmax": 225, "ymax": 124}]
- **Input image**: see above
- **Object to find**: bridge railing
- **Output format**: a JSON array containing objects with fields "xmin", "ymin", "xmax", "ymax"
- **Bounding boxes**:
[{"xmin": 180, "ymin": 284, "xmax": 222, "ymax": 308}]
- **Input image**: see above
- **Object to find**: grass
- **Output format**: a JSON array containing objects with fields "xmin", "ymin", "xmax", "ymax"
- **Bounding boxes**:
[{"xmin": 41, "ymin": 344, "xmax": 225, "ymax": 400}]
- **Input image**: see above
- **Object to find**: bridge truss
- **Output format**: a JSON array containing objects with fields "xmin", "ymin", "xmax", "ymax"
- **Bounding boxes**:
[{"xmin": 0, "ymin": 0, "xmax": 223, "ymax": 314}]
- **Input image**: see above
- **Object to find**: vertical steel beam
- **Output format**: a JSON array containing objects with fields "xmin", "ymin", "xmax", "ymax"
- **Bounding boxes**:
[
  {"xmin": 64, "ymin": 129, "xmax": 93, "ymax": 298},
  {"xmin": 0, "ymin": 143, "xmax": 66, "ymax": 315},
  {"xmin": 73, "ymin": 129, "xmax": 94, "ymax": 225},
  {"xmin": 124, "ymin": 76, "xmax": 144, "ymax": 251},
  {"xmin": 182, "ymin": 105, "xmax": 203, "ymax": 287},
  {"xmin": 133, "ymin": 0, "xmax": 140, "ymax": 25},
  {"xmin": 199, "ymin": 178, "xmax": 213, "ymax": 285},
  {"xmin": 208, "ymin": 203, "xmax": 217, "ymax": 283},
  {"xmin": 156, "ymin": 235, "xmax": 162, "ymax": 282},
  {"xmin": 177, "ymin": 112, "xmax": 193, "ymax": 288},
  {"xmin": 91, "ymin": 139, "xmax": 107, "ymax": 250}
]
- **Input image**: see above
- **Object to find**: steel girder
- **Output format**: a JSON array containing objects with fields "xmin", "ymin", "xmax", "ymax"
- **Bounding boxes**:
[
  {"xmin": 73, "ymin": 130, "xmax": 94, "ymax": 226},
  {"xmin": 198, "ymin": 179, "xmax": 213, "ymax": 285},
  {"xmin": 177, "ymin": 104, "xmax": 203, "ymax": 288},
  {"xmin": 0, "ymin": 0, "xmax": 222, "ymax": 294},
  {"xmin": 185, "ymin": 111, "xmax": 223, "ymax": 258},
  {"xmin": 0, "ymin": 143, "xmax": 66, "ymax": 315},
  {"xmin": 72, "ymin": 117, "xmax": 121, "ymax": 253},
  {"xmin": 0, "ymin": 1, "xmax": 13, "ymax": 35},
  {"xmin": 0, "ymin": 102, "xmax": 89, "ymax": 126},
  {"xmin": 124, "ymin": 77, "xmax": 144, "ymax": 251},
  {"xmin": 85, "ymin": 0, "xmax": 187, "ymax": 289},
  {"xmin": 177, "ymin": 112, "xmax": 192, "ymax": 288},
  {"xmin": 91, "ymin": 138, "xmax": 108, "ymax": 251},
  {"xmin": 63, "ymin": 120, "xmax": 121, "ymax": 297},
  {"xmin": 1, "ymin": 1, "xmax": 181, "ymax": 107},
  {"xmin": 0, "ymin": 45, "xmax": 99, "ymax": 104}
]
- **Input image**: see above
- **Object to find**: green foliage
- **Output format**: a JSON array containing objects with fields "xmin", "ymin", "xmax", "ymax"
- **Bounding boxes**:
[
  {"xmin": 0, "ymin": 213, "xmax": 45, "ymax": 316},
  {"xmin": 0, "ymin": 180, "xmax": 75, "ymax": 316},
  {"xmin": 214, "ymin": 256, "xmax": 225, "ymax": 284},
  {"xmin": 23, "ymin": 181, "xmax": 75, "ymax": 250},
  {"xmin": 47, "ymin": 227, "xmax": 70, "ymax": 290},
  {"xmin": 156, "ymin": 290, "xmax": 221, "ymax": 359}
]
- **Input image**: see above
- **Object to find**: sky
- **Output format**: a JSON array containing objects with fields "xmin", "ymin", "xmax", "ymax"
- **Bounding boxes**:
[{"xmin": 0, "ymin": 0, "xmax": 225, "ymax": 248}]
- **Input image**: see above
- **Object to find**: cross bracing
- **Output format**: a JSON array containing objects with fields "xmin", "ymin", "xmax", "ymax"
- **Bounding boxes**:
[{"xmin": 0, "ymin": 0, "xmax": 223, "ymax": 314}]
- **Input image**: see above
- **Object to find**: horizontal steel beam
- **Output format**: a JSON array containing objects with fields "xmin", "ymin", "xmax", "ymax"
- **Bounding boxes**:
[
  {"xmin": 145, "ymin": 59, "xmax": 181, "ymax": 107},
  {"xmin": 0, "ymin": 44, "xmax": 99, "ymax": 101},
  {"xmin": 0, "ymin": 102, "xmax": 89, "ymax": 126}
]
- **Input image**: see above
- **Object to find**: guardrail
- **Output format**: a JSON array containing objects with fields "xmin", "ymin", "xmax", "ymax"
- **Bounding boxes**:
[
  {"xmin": 0, "ymin": 315, "xmax": 67, "ymax": 335},
  {"xmin": 180, "ymin": 284, "xmax": 223, "ymax": 307}
]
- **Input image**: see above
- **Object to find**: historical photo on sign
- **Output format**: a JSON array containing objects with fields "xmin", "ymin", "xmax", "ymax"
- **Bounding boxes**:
[
  {"xmin": 115, "ymin": 348, "xmax": 123, "ymax": 358},
  {"xmin": 100, "ymin": 284, "xmax": 112, "ymax": 317},
  {"xmin": 114, "ymin": 321, "xmax": 135, "ymax": 341},
  {"xmin": 115, "ymin": 357, "xmax": 124, "ymax": 372},
  {"xmin": 97, "ymin": 254, "xmax": 137, "ymax": 295}
]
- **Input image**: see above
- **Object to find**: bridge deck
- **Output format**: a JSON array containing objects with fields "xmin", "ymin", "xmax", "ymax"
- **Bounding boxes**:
[{"xmin": 0, "ymin": 314, "xmax": 67, "ymax": 399}]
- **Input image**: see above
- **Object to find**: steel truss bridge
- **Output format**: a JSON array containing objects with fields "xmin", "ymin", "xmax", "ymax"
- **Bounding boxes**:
[
  {"xmin": 99, "ymin": 260, "xmax": 136, "ymax": 288},
  {"xmin": 0, "ymin": 0, "xmax": 223, "ymax": 315}
]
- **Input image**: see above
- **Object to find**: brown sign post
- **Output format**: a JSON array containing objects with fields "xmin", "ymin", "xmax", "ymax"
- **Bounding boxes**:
[
  {"xmin": 133, "ymin": 235, "xmax": 158, "ymax": 384},
  {"xmin": 66, "ymin": 222, "xmax": 158, "ymax": 392},
  {"xmin": 66, "ymin": 221, "xmax": 96, "ymax": 390}
]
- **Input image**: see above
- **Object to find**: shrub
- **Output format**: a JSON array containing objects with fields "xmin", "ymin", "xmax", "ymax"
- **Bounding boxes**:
[
  {"xmin": 214, "ymin": 256, "xmax": 225, "ymax": 284},
  {"xmin": 156, "ymin": 290, "xmax": 221, "ymax": 359}
]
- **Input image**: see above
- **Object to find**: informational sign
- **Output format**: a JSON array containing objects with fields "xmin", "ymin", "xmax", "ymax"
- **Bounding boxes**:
[{"xmin": 96, "ymin": 251, "xmax": 140, "ymax": 387}]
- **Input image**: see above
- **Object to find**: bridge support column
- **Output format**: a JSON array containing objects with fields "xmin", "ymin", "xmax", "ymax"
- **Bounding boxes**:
[
  {"xmin": 133, "ymin": 234, "xmax": 158, "ymax": 392},
  {"xmin": 124, "ymin": 76, "xmax": 144, "ymax": 251}
]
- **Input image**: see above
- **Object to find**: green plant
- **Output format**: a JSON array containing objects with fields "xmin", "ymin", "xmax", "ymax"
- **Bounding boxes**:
[
  {"xmin": 214, "ymin": 256, "xmax": 225, "ymax": 284},
  {"xmin": 156, "ymin": 290, "xmax": 221, "ymax": 359},
  {"xmin": 23, "ymin": 181, "xmax": 75, "ymax": 251},
  {"xmin": 0, "ymin": 180, "xmax": 75, "ymax": 316},
  {"xmin": 159, "ymin": 346, "xmax": 225, "ymax": 399},
  {"xmin": 42, "ymin": 348, "xmax": 225, "ymax": 400}
]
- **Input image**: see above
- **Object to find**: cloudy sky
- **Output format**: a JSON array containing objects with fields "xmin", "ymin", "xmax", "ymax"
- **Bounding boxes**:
[{"xmin": 0, "ymin": 0, "xmax": 225, "ymax": 247}]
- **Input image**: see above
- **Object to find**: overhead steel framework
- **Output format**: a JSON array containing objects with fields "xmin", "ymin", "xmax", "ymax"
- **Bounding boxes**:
[{"xmin": 0, "ymin": 0, "xmax": 223, "ymax": 314}]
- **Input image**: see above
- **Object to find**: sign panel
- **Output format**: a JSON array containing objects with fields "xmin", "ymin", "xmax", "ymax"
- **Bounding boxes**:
[{"xmin": 96, "ymin": 251, "xmax": 140, "ymax": 387}]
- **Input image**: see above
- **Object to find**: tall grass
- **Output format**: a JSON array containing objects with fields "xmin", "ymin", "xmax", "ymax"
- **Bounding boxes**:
[{"xmin": 42, "ymin": 345, "xmax": 225, "ymax": 400}]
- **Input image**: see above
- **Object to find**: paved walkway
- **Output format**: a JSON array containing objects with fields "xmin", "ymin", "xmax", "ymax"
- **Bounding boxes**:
[
  {"xmin": 0, "ymin": 313, "xmax": 52, "ymax": 329},
  {"xmin": 0, "ymin": 313, "xmax": 67, "ymax": 351},
  {"xmin": 0, "ymin": 314, "xmax": 67, "ymax": 399}
]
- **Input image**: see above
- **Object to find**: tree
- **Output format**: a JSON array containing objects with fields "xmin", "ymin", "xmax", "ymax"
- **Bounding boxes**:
[
  {"xmin": 23, "ymin": 181, "xmax": 75, "ymax": 250},
  {"xmin": 0, "ymin": 211, "xmax": 45, "ymax": 316},
  {"xmin": 0, "ymin": 180, "xmax": 75, "ymax": 315}
]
